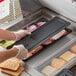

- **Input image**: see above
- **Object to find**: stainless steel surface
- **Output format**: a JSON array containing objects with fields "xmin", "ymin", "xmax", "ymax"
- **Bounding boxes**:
[
  {"xmin": 39, "ymin": 0, "xmax": 76, "ymax": 22},
  {"xmin": 25, "ymin": 35, "xmax": 76, "ymax": 76},
  {"xmin": 7, "ymin": 8, "xmax": 76, "ymax": 35},
  {"xmin": 41, "ymin": 8, "xmax": 76, "ymax": 36},
  {"xmin": 24, "ymin": 8, "xmax": 76, "ymax": 76},
  {"xmin": 7, "ymin": 8, "xmax": 76, "ymax": 76},
  {"xmin": 8, "ymin": 8, "xmax": 52, "ymax": 31},
  {"xmin": 0, "ymin": 0, "xmax": 76, "ymax": 75},
  {"xmin": 0, "ymin": 15, "xmax": 23, "ymax": 29},
  {"xmin": 35, "ymin": 38, "xmax": 76, "ymax": 76},
  {"xmin": 19, "ymin": 0, "xmax": 42, "ymax": 17},
  {"xmin": 21, "ymin": 72, "xmax": 31, "ymax": 76}
]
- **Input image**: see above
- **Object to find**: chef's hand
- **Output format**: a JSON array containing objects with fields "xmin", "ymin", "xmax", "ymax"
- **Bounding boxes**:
[
  {"xmin": 13, "ymin": 44, "xmax": 28, "ymax": 60},
  {"xmin": 13, "ymin": 30, "xmax": 31, "ymax": 41}
]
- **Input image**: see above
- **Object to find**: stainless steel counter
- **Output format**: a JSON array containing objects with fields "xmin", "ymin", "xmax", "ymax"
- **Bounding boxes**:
[{"xmin": 2, "ymin": 8, "xmax": 76, "ymax": 76}]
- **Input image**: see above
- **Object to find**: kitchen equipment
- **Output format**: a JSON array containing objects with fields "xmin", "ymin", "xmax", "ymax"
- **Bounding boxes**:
[
  {"xmin": 39, "ymin": 0, "xmax": 76, "ymax": 22},
  {"xmin": 0, "ymin": 0, "xmax": 76, "ymax": 76}
]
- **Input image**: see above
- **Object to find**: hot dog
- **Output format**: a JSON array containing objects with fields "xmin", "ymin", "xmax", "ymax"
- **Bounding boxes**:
[
  {"xmin": 26, "ymin": 46, "xmax": 43, "ymax": 59},
  {"xmin": 43, "ymin": 29, "xmax": 68, "ymax": 45}
]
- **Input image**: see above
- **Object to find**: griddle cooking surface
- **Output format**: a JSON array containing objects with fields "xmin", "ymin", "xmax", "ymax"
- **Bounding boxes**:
[{"xmin": 8, "ymin": 17, "xmax": 70, "ymax": 51}]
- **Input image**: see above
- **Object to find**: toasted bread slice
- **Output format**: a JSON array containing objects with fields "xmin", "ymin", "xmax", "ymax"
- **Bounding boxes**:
[
  {"xmin": 60, "ymin": 51, "xmax": 76, "ymax": 61},
  {"xmin": 1, "ymin": 66, "xmax": 24, "ymax": 76},
  {"xmin": 42, "ymin": 66, "xmax": 56, "ymax": 76},
  {"xmin": 0, "ymin": 58, "xmax": 20, "ymax": 71},
  {"xmin": 51, "ymin": 58, "xmax": 66, "ymax": 69},
  {"xmin": 71, "ymin": 45, "xmax": 76, "ymax": 54}
]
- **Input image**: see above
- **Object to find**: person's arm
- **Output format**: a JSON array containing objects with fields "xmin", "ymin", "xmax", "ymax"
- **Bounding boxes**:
[
  {"xmin": 0, "ymin": 29, "xmax": 31, "ymax": 41},
  {"xmin": 0, "ymin": 47, "xmax": 18, "ymax": 63},
  {"xmin": 0, "ymin": 45, "xmax": 28, "ymax": 63}
]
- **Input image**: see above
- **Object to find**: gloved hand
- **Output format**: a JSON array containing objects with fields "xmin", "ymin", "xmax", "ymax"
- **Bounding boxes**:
[
  {"xmin": 13, "ymin": 44, "xmax": 28, "ymax": 60},
  {"xmin": 13, "ymin": 30, "xmax": 31, "ymax": 41}
]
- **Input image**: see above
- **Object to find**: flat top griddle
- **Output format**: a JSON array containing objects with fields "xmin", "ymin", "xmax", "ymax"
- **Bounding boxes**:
[{"xmin": 8, "ymin": 17, "xmax": 70, "ymax": 51}]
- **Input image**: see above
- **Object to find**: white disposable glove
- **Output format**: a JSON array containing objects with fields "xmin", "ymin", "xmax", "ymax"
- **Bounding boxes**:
[
  {"xmin": 13, "ymin": 30, "xmax": 31, "ymax": 41},
  {"xmin": 13, "ymin": 44, "xmax": 28, "ymax": 60}
]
